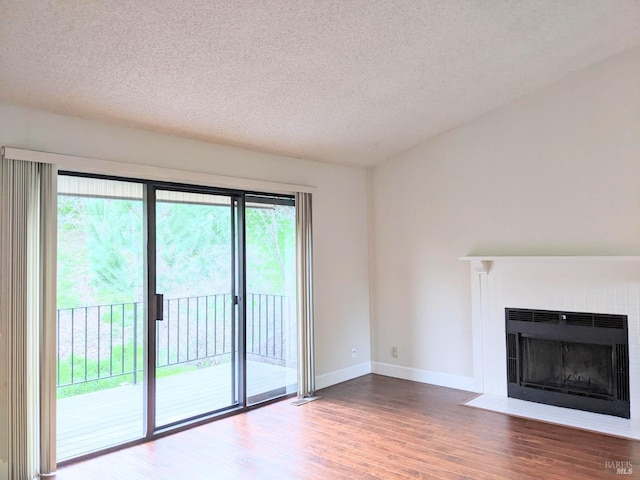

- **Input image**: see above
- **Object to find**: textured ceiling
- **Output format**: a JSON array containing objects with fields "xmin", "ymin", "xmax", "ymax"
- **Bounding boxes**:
[{"xmin": 1, "ymin": 1, "xmax": 640, "ymax": 167}]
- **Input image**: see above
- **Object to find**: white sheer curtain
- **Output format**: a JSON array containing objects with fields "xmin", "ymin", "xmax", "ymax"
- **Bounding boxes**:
[
  {"xmin": 0, "ymin": 152, "xmax": 57, "ymax": 479},
  {"xmin": 295, "ymin": 192, "xmax": 315, "ymax": 398}
]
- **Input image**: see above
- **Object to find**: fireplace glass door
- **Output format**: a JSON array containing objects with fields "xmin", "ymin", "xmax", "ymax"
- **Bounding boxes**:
[{"xmin": 520, "ymin": 337, "xmax": 613, "ymax": 399}]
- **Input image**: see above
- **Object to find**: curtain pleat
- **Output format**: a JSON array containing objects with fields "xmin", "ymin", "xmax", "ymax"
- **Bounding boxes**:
[
  {"xmin": 38, "ymin": 166, "xmax": 57, "ymax": 477},
  {"xmin": 295, "ymin": 192, "xmax": 315, "ymax": 397},
  {"xmin": 1, "ymin": 155, "xmax": 57, "ymax": 479}
]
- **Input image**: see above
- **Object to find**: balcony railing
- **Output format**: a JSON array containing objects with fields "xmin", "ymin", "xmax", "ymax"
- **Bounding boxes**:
[{"xmin": 56, "ymin": 293, "xmax": 296, "ymax": 392}]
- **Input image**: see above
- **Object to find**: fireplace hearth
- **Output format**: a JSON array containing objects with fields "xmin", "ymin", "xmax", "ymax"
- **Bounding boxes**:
[{"xmin": 506, "ymin": 308, "xmax": 630, "ymax": 418}]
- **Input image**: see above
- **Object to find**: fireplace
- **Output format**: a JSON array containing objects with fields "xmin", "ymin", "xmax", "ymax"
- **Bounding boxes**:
[{"xmin": 506, "ymin": 308, "xmax": 630, "ymax": 418}]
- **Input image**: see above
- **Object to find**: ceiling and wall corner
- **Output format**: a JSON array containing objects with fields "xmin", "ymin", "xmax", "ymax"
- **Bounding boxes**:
[
  {"xmin": 1, "ymin": 1, "xmax": 639, "ymax": 167},
  {"xmin": 370, "ymin": 45, "xmax": 640, "ymax": 387}
]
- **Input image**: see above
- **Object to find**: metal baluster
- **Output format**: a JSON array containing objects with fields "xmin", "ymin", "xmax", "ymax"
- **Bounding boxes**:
[
  {"xmin": 176, "ymin": 299, "xmax": 181, "ymax": 363},
  {"xmin": 154, "ymin": 300, "xmax": 159, "ymax": 368},
  {"xmin": 133, "ymin": 302, "xmax": 138, "ymax": 385},
  {"xmin": 289, "ymin": 297, "xmax": 293, "ymax": 362},
  {"xmin": 223, "ymin": 295, "xmax": 227, "ymax": 353},
  {"xmin": 196, "ymin": 296, "xmax": 200, "ymax": 359},
  {"xmin": 214, "ymin": 295, "xmax": 218, "ymax": 357},
  {"xmin": 71, "ymin": 308, "xmax": 75, "ymax": 383},
  {"xmin": 156, "ymin": 306, "xmax": 160, "ymax": 368},
  {"xmin": 121, "ymin": 303, "xmax": 125, "ymax": 375},
  {"xmin": 56, "ymin": 310, "xmax": 61, "ymax": 386},
  {"xmin": 167, "ymin": 300, "xmax": 171, "ymax": 366},
  {"xmin": 264, "ymin": 294, "xmax": 267, "ymax": 357},
  {"xmin": 280, "ymin": 296, "xmax": 284, "ymax": 360},
  {"xmin": 109, "ymin": 305, "xmax": 113, "ymax": 375},
  {"xmin": 205, "ymin": 296, "xmax": 209, "ymax": 356},
  {"xmin": 97, "ymin": 306, "xmax": 101, "ymax": 379},
  {"xmin": 251, "ymin": 295, "xmax": 256, "ymax": 356},
  {"xmin": 258, "ymin": 294, "xmax": 262, "ymax": 356},
  {"xmin": 84, "ymin": 307, "xmax": 88, "ymax": 382}
]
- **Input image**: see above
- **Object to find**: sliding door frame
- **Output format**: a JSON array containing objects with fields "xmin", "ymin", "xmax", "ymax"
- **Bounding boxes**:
[
  {"xmin": 143, "ymin": 184, "xmax": 157, "ymax": 436},
  {"xmin": 244, "ymin": 194, "xmax": 298, "ymax": 405},
  {"xmin": 57, "ymin": 171, "xmax": 296, "ymax": 463},
  {"xmin": 234, "ymin": 195, "xmax": 248, "ymax": 409},
  {"xmin": 148, "ymin": 182, "xmax": 246, "ymax": 432}
]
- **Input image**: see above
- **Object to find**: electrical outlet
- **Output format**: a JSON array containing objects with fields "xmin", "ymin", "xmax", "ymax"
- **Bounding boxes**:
[
  {"xmin": 392, "ymin": 346, "xmax": 399, "ymax": 358},
  {"xmin": 351, "ymin": 347, "xmax": 357, "ymax": 358}
]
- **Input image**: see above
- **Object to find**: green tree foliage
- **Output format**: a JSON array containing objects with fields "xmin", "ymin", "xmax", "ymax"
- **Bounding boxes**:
[
  {"xmin": 245, "ymin": 205, "xmax": 295, "ymax": 296},
  {"xmin": 58, "ymin": 194, "xmax": 295, "ymax": 307},
  {"xmin": 57, "ymin": 196, "xmax": 90, "ymax": 308},
  {"xmin": 156, "ymin": 201, "xmax": 231, "ymax": 297},
  {"xmin": 84, "ymin": 198, "xmax": 144, "ymax": 304},
  {"xmin": 57, "ymin": 195, "xmax": 143, "ymax": 307}
]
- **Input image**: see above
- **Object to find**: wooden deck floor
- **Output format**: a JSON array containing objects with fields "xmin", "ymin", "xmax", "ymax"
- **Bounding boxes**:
[
  {"xmin": 55, "ymin": 374, "xmax": 640, "ymax": 480},
  {"xmin": 57, "ymin": 361, "xmax": 296, "ymax": 461}
]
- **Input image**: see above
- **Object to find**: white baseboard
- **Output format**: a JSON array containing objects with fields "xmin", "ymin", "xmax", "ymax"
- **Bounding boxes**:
[
  {"xmin": 315, "ymin": 361, "xmax": 372, "ymax": 390},
  {"xmin": 371, "ymin": 361, "xmax": 477, "ymax": 392}
]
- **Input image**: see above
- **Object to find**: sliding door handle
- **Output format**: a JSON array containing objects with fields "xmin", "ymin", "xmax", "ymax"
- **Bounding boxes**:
[{"xmin": 155, "ymin": 293, "xmax": 164, "ymax": 321}]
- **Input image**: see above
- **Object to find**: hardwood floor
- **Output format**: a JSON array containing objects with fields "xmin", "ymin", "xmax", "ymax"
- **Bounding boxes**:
[{"xmin": 54, "ymin": 374, "xmax": 640, "ymax": 479}]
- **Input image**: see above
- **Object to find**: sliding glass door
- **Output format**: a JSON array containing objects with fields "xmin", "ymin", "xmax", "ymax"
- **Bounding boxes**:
[
  {"xmin": 245, "ymin": 196, "xmax": 297, "ymax": 404},
  {"xmin": 57, "ymin": 174, "xmax": 298, "ymax": 460},
  {"xmin": 153, "ymin": 189, "xmax": 240, "ymax": 427},
  {"xmin": 56, "ymin": 176, "xmax": 145, "ymax": 460}
]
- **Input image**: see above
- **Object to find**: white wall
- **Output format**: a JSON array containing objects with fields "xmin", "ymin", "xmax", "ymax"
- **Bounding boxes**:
[
  {"xmin": 0, "ymin": 104, "xmax": 372, "ymax": 470},
  {"xmin": 371, "ymin": 46, "xmax": 640, "ymax": 388}
]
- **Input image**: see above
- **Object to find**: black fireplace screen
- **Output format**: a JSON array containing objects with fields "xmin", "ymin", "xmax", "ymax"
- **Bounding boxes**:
[
  {"xmin": 506, "ymin": 308, "xmax": 630, "ymax": 418},
  {"xmin": 520, "ymin": 338, "xmax": 613, "ymax": 399}
]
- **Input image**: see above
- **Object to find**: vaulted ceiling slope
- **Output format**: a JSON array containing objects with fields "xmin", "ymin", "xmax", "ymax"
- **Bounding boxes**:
[{"xmin": 1, "ymin": 1, "xmax": 640, "ymax": 167}]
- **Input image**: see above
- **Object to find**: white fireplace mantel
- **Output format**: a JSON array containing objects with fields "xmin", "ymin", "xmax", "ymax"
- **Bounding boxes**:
[
  {"xmin": 460, "ymin": 255, "xmax": 640, "ymax": 274},
  {"xmin": 461, "ymin": 255, "xmax": 640, "ymax": 424}
]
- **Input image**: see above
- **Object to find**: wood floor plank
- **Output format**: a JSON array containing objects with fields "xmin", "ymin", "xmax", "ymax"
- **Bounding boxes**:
[{"xmin": 54, "ymin": 374, "xmax": 640, "ymax": 480}]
